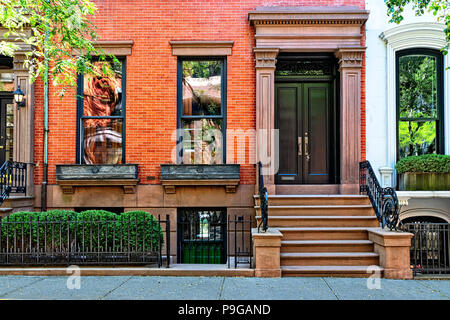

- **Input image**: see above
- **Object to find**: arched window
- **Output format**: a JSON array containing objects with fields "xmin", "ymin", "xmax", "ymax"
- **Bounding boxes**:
[{"xmin": 396, "ymin": 49, "xmax": 444, "ymax": 160}]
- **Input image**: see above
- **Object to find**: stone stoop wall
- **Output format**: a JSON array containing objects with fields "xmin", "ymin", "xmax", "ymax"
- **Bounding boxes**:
[{"xmin": 32, "ymin": 0, "xmax": 366, "ymax": 190}]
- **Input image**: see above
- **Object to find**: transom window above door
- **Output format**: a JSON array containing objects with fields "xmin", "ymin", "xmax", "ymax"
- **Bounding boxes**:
[
  {"xmin": 178, "ymin": 58, "xmax": 226, "ymax": 164},
  {"xmin": 397, "ymin": 49, "xmax": 444, "ymax": 160}
]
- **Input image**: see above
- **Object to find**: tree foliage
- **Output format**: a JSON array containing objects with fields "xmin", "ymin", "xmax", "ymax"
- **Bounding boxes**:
[
  {"xmin": 385, "ymin": 0, "xmax": 450, "ymax": 54},
  {"xmin": 0, "ymin": 0, "xmax": 114, "ymax": 96}
]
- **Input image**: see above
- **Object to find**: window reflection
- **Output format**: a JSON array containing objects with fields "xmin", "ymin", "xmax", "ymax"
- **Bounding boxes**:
[
  {"xmin": 397, "ymin": 52, "xmax": 441, "ymax": 159},
  {"xmin": 182, "ymin": 61, "xmax": 221, "ymax": 116},
  {"xmin": 82, "ymin": 60, "xmax": 123, "ymax": 164},
  {"xmin": 182, "ymin": 119, "xmax": 223, "ymax": 164}
]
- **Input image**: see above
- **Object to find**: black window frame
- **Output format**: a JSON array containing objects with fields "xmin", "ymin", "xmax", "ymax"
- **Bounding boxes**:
[
  {"xmin": 396, "ymin": 48, "xmax": 444, "ymax": 160},
  {"xmin": 76, "ymin": 57, "xmax": 127, "ymax": 164},
  {"xmin": 176, "ymin": 56, "xmax": 227, "ymax": 164}
]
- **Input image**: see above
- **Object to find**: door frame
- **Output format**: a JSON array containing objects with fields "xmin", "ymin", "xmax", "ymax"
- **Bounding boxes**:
[
  {"xmin": 274, "ymin": 54, "xmax": 340, "ymax": 185},
  {"xmin": 0, "ymin": 93, "xmax": 14, "ymax": 163}
]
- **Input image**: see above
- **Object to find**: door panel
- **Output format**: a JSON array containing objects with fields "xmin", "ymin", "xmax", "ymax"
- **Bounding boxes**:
[
  {"xmin": 276, "ymin": 82, "xmax": 332, "ymax": 184},
  {"xmin": 304, "ymin": 83, "xmax": 330, "ymax": 184},
  {"xmin": 275, "ymin": 84, "xmax": 301, "ymax": 184}
]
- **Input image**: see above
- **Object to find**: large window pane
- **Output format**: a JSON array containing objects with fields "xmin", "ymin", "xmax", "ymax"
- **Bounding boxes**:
[
  {"xmin": 399, "ymin": 120, "xmax": 436, "ymax": 158},
  {"xmin": 398, "ymin": 55, "xmax": 437, "ymax": 118},
  {"xmin": 83, "ymin": 60, "xmax": 123, "ymax": 117},
  {"xmin": 83, "ymin": 118, "xmax": 123, "ymax": 164},
  {"xmin": 182, "ymin": 60, "xmax": 222, "ymax": 116},
  {"xmin": 182, "ymin": 119, "xmax": 223, "ymax": 164}
]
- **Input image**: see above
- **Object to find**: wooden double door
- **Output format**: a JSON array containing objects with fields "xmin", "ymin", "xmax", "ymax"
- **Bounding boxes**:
[{"xmin": 275, "ymin": 82, "xmax": 336, "ymax": 184}]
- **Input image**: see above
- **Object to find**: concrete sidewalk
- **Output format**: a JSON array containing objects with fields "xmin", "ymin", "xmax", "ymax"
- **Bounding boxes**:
[{"xmin": 0, "ymin": 276, "xmax": 449, "ymax": 300}]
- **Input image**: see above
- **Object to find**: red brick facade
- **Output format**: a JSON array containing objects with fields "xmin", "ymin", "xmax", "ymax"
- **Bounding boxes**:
[{"xmin": 33, "ymin": 0, "xmax": 366, "ymax": 186}]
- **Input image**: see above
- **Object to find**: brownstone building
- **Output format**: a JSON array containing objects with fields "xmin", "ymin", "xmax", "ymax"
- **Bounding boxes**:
[{"xmin": 0, "ymin": 1, "xmax": 415, "ymax": 278}]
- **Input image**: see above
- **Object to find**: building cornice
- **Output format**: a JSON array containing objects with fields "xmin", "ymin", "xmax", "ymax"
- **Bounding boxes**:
[{"xmin": 248, "ymin": 6, "xmax": 369, "ymax": 26}]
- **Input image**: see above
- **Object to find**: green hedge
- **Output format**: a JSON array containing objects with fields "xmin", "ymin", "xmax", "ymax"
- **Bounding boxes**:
[
  {"xmin": 120, "ymin": 211, "xmax": 163, "ymax": 251},
  {"xmin": 395, "ymin": 154, "xmax": 450, "ymax": 174},
  {"xmin": 0, "ymin": 209, "xmax": 164, "ymax": 253}
]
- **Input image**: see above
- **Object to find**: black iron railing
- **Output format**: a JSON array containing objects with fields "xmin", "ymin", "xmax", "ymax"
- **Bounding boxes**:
[
  {"xmin": 228, "ymin": 215, "xmax": 253, "ymax": 269},
  {"xmin": 0, "ymin": 161, "xmax": 27, "ymax": 204},
  {"xmin": 359, "ymin": 161, "xmax": 400, "ymax": 230},
  {"xmin": 177, "ymin": 209, "xmax": 253, "ymax": 268},
  {"xmin": 257, "ymin": 162, "xmax": 268, "ymax": 232},
  {"xmin": 0, "ymin": 215, "xmax": 171, "ymax": 267},
  {"xmin": 401, "ymin": 223, "xmax": 450, "ymax": 275}
]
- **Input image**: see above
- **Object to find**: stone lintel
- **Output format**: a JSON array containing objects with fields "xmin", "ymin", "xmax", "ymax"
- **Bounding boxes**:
[{"xmin": 170, "ymin": 41, "xmax": 234, "ymax": 56}]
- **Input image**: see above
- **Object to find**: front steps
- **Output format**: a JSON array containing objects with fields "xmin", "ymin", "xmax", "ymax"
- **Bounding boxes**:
[
  {"xmin": 254, "ymin": 195, "xmax": 383, "ymax": 277},
  {"xmin": 0, "ymin": 195, "xmax": 34, "ymax": 217}
]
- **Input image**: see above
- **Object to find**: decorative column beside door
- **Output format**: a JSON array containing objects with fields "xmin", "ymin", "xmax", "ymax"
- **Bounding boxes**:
[
  {"xmin": 13, "ymin": 52, "xmax": 34, "ymax": 196},
  {"xmin": 254, "ymin": 48, "xmax": 279, "ymax": 194},
  {"xmin": 335, "ymin": 47, "xmax": 365, "ymax": 194}
]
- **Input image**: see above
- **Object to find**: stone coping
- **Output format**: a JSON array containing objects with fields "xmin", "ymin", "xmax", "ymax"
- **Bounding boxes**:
[
  {"xmin": 367, "ymin": 228, "xmax": 413, "ymax": 247},
  {"xmin": 0, "ymin": 265, "xmax": 255, "ymax": 277}
]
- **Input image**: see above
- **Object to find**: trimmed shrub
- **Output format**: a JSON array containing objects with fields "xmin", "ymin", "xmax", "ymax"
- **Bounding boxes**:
[
  {"xmin": 39, "ymin": 210, "xmax": 78, "ymax": 250},
  {"xmin": 119, "ymin": 211, "xmax": 163, "ymax": 251},
  {"xmin": 0, "ymin": 211, "xmax": 39, "ymax": 248},
  {"xmin": 395, "ymin": 154, "xmax": 450, "ymax": 174},
  {"xmin": 76, "ymin": 210, "xmax": 118, "ymax": 251}
]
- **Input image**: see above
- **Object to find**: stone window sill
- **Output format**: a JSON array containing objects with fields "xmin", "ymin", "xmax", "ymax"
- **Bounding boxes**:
[
  {"xmin": 160, "ymin": 164, "xmax": 240, "ymax": 194},
  {"xmin": 56, "ymin": 164, "xmax": 139, "ymax": 194}
]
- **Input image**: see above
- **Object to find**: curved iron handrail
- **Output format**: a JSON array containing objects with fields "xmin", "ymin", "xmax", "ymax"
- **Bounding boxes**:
[
  {"xmin": 257, "ymin": 162, "xmax": 268, "ymax": 232},
  {"xmin": 359, "ymin": 161, "xmax": 400, "ymax": 230}
]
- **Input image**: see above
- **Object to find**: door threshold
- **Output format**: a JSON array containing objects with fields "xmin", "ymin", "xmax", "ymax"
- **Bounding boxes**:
[{"xmin": 275, "ymin": 184, "xmax": 340, "ymax": 195}]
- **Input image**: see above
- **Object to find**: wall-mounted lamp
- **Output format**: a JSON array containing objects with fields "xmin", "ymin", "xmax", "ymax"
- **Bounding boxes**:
[{"xmin": 13, "ymin": 86, "xmax": 26, "ymax": 109}]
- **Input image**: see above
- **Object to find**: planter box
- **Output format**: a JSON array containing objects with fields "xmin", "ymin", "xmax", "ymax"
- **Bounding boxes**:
[
  {"xmin": 160, "ymin": 164, "xmax": 240, "ymax": 193},
  {"xmin": 398, "ymin": 173, "xmax": 450, "ymax": 191},
  {"xmin": 56, "ymin": 164, "xmax": 139, "ymax": 194}
]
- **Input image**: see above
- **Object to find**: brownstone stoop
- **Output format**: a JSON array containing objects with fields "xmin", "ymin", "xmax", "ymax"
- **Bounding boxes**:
[{"xmin": 255, "ymin": 194, "xmax": 386, "ymax": 277}]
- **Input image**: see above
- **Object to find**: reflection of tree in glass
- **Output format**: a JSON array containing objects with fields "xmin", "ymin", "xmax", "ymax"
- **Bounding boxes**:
[
  {"xmin": 399, "ymin": 55, "xmax": 437, "ymax": 118},
  {"xmin": 182, "ymin": 61, "xmax": 221, "ymax": 116},
  {"xmin": 399, "ymin": 121, "xmax": 436, "ymax": 158},
  {"xmin": 398, "ymin": 55, "xmax": 439, "ymax": 159}
]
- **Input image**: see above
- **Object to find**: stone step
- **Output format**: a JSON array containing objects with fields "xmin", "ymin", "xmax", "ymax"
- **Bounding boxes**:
[
  {"xmin": 0, "ymin": 207, "xmax": 13, "ymax": 217},
  {"xmin": 281, "ymin": 240, "xmax": 374, "ymax": 253},
  {"xmin": 281, "ymin": 265, "xmax": 384, "ymax": 277},
  {"xmin": 256, "ymin": 216, "xmax": 380, "ymax": 228},
  {"xmin": 255, "ymin": 205, "xmax": 374, "ymax": 216},
  {"xmin": 280, "ymin": 252, "xmax": 380, "ymax": 266},
  {"xmin": 1, "ymin": 196, "xmax": 34, "ymax": 209},
  {"xmin": 254, "ymin": 194, "xmax": 370, "ymax": 206},
  {"xmin": 277, "ymin": 227, "xmax": 369, "ymax": 240}
]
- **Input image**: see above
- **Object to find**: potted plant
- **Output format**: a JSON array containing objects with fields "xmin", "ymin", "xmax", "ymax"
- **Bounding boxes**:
[{"xmin": 395, "ymin": 154, "xmax": 450, "ymax": 191}]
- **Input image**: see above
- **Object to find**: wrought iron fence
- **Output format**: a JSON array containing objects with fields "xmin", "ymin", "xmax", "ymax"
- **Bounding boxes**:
[
  {"xmin": 177, "ymin": 208, "xmax": 253, "ymax": 268},
  {"xmin": 178, "ymin": 208, "xmax": 227, "ymax": 264},
  {"xmin": 401, "ymin": 223, "xmax": 450, "ymax": 275},
  {"xmin": 258, "ymin": 161, "xmax": 268, "ymax": 232},
  {"xmin": 0, "ymin": 214, "xmax": 171, "ymax": 267},
  {"xmin": 359, "ymin": 160, "xmax": 400, "ymax": 230},
  {"xmin": 228, "ymin": 214, "xmax": 253, "ymax": 269},
  {"xmin": 0, "ymin": 161, "xmax": 27, "ymax": 204}
]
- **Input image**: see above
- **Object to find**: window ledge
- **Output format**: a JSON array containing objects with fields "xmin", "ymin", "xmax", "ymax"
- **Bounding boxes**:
[
  {"xmin": 397, "ymin": 191, "xmax": 450, "ymax": 206},
  {"xmin": 169, "ymin": 41, "xmax": 234, "ymax": 56},
  {"xmin": 56, "ymin": 164, "xmax": 139, "ymax": 194},
  {"xmin": 160, "ymin": 164, "xmax": 240, "ymax": 193}
]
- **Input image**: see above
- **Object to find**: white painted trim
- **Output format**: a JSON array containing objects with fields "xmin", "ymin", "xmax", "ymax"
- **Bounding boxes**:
[{"xmin": 379, "ymin": 23, "xmax": 449, "ymax": 182}]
